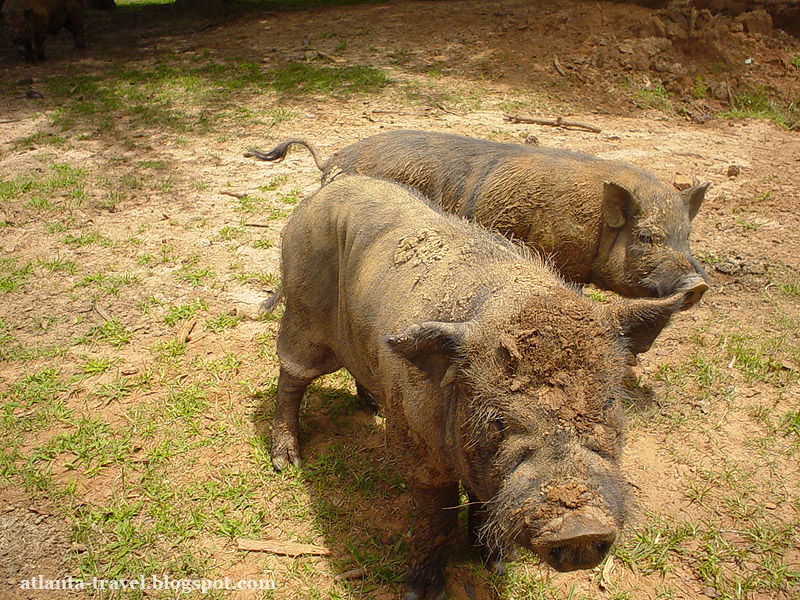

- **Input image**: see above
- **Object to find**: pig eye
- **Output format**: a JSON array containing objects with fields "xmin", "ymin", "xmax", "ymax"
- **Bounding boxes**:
[{"xmin": 636, "ymin": 230, "xmax": 653, "ymax": 244}]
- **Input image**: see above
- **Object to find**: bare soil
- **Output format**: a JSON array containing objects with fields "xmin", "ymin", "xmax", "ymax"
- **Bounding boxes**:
[{"xmin": 0, "ymin": 0, "xmax": 799, "ymax": 599}]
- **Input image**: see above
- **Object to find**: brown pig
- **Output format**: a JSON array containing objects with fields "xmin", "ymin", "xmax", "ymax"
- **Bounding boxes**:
[
  {"xmin": 248, "ymin": 130, "xmax": 710, "ymax": 309},
  {"xmin": 2, "ymin": 0, "xmax": 84, "ymax": 62},
  {"xmin": 267, "ymin": 176, "xmax": 691, "ymax": 599}
]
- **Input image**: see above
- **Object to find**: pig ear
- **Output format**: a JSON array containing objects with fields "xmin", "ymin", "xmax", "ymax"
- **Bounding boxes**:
[
  {"xmin": 683, "ymin": 182, "xmax": 709, "ymax": 221},
  {"xmin": 602, "ymin": 182, "xmax": 634, "ymax": 229},
  {"xmin": 608, "ymin": 292, "xmax": 692, "ymax": 355},
  {"xmin": 386, "ymin": 321, "xmax": 466, "ymax": 387}
]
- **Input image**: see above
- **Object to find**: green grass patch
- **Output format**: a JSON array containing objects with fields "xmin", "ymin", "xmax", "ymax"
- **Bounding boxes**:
[
  {"xmin": 0, "ymin": 163, "xmax": 85, "ymax": 211},
  {"xmin": 164, "ymin": 299, "xmax": 208, "ymax": 326},
  {"xmin": 0, "ymin": 258, "xmax": 33, "ymax": 293},
  {"xmin": 175, "ymin": 257, "xmax": 215, "ymax": 287},
  {"xmin": 79, "ymin": 318, "xmax": 132, "ymax": 348},
  {"xmin": 205, "ymin": 312, "xmax": 242, "ymax": 333},
  {"xmin": 268, "ymin": 63, "xmax": 391, "ymax": 96},
  {"xmin": 720, "ymin": 84, "xmax": 800, "ymax": 130}
]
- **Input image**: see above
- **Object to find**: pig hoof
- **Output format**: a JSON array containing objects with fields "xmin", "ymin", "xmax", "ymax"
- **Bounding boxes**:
[
  {"xmin": 403, "ymin": 591, "xmax": 446, "ymax": 600},
  {"xmin": 489, "ymin": 559, "xmax": 506, "ymax": 576},
  {"xmin": 270, "ymin": 443, "xmax": 302, "ymax": 471}
]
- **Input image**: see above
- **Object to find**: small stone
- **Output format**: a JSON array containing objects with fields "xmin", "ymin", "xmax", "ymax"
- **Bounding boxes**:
[
  {"xmin": 726, "ymin": 164, "xmax": 740, "ymax": 177},
  {"xmin": 639, "ymin": 16, "xmax": 667, "ymax": 39},
  {"xmin": 715, "ymin": 261, "xmax": 739, "ymax": 275},
  {"xmin": 673, "ymin": 175, "xmax": 693, "ymax": 191},
  {"xmin": 764, "ymin": 501, "xmax": 777, "ymax": 510},
  {"xmin": 742, "ymin": 261, "xmax": 765, "ymax": 276},
  {"xmin": 736, "ymin": 10, "xmax": 772, "ymax": 35},
  {"xmin": 525, "ymin": 134, "xmax": 540, "ymax": 145},
  {"xmin": 702, "ymin": 587, "xmax": 719, "ymax": 598},
  {"xmin": 713, "ymin": 81, "xmax": 730, "ymax": 101}
]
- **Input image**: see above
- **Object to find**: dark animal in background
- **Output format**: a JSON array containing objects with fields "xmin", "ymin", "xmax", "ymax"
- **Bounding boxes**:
[
  {"xmin": 249, "ymin": 129, "xmax": 710, "ymax": 313},
  {"xmin": 2, "ymin": 0, "xmax": 84, "ymax": 62},
  {"xmin": 267, "ymin": 175, "xmax": 691, "ymax": 600}
]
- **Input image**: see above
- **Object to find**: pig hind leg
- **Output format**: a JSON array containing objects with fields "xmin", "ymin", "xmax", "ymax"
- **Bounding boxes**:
[
  {"xmin": 65, "ymin": 2, "xmax": 85, "ymax": 49},
  {"xmin": 271, "ymin": 312, "xmax": 341, "ymax": 471},
  {"xmin": 355, "ymin": 381, "xmax": 379, "ymax": 412},
  {"xmin": 33, "ymin": 34, "xmax": 45, "ymax": 60}
]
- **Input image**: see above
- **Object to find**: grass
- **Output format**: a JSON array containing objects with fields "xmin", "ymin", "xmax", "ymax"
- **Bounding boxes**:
[
  {"xmin": 0, "ymin": 163, "xmax": 85, "ymax": 212},
  {"xmin": 164, "ymin": 299, "xmax": 209, "ymax": 326},
  {"xmin": 631, "ymin": 82, "xmax": 672, "ymax": 112},
  {"xmin": 1, "ymin": 15, "xmax": 798, "ymax": 600},
  {"xmin": 41, "ymin": 59, "xmax": 391, "ymax": 140},
  {"xmin": 720, "ymin": 84, "xmax": 800, "ymax": 130},
  {"xmin": 0, "ymin": 258, "xmax": 33, "ymax": 293},
  {"xmin": 79, "ymin": 318, "xmax": 132, "ymax": 348},
  {"xmin": 268, "ymin": 63, "xmax": 391, "ymax": 97}
]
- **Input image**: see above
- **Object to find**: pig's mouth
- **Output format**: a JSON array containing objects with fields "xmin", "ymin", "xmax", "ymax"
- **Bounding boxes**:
[
  {"xmin": 641, "ymin": 272, "xmax": 709, "ymax": 307},
  {"xmin": 526, "ymin": 505, "xmax": 618, "ymax": 572}
]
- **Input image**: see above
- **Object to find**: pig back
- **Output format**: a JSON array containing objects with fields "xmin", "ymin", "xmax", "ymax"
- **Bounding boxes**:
[{"xmin": 279, "ymin": 176, "xmax": 554, "ymax": 394}]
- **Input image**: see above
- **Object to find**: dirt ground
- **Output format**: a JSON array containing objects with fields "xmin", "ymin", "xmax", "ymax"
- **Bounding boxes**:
[{"xmin": 1, "ymin": 0, "xmax": 799, "ymax": 599}]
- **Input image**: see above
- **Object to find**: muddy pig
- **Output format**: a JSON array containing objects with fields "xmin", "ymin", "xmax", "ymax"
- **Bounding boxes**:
[
  {"xmin": 249, "ymin": 130, "xmax": 710, "ymax": 306},
  {"xmin": 268, "ymin": 175, "xmax": 691, "ymax": 599},
  {"xmin": 2, "ymin": 0, "xmax": 84, "ymax": 62}
]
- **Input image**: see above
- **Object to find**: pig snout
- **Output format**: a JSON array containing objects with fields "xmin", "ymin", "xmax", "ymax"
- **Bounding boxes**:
[
  {"xmin": 643, "ymin": 255, "xmax": 709, "ymax": 306},
  {"xmin": 679, "ymin": 276, "xmax": 709, "ymax": 308},
  {"xmin": 535, "ymin": 507, "xmax": 617, "ymax": 572}
]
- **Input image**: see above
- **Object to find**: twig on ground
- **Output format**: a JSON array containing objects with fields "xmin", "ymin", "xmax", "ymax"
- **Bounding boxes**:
[
  {"xmin": 219, "ymin": 190, "xmax": 248, "ymax": 199},
  {"xmin": 179, "ymin": 319, "xmax": 197, "ymax": 343},
  {"xmin": 236, "ymin": 538, "xmax": 330, "ymax": 556},
  {"xmin": 334, "ymin": 568, "xmax": 366, "ymax": 582},
  {"xmin": 553, "ymin": 56, "xmax": 566, "ymax": 77},
  {"xmin": 436, "ymin": 103, "xmax": 464, "ymax": 116},
  {"xmin": 93, "ymin": 304, "xmax": 113, "ymax": 322},
  {"xmin": 314, "ymin": 49, "xmax": 345, "ymax": 63},
  {"xmin": 244, "ymin": 223, "xmax": 272, "ymax": 228},
  {"xmin": 503, "ymin": 114, "xmax": 601, "ymax": 133}
]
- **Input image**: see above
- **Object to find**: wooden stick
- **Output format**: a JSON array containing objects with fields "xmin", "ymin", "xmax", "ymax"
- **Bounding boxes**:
[
  {"xmin": 93, "ymin": 304, "xmax": 113, "ymax": 322},
  {"xmin": 244, "ymin": 223, "xmax": 272, "ymax": 228},
  {"xmin": 236, "ymin": 538, "xmax": 330, "ymax": 556},
  {"xmin": 503, "ymin": 114, "xmax": 601, "ymax": 133},
  {"xmin": 553, "ymin": 56, "xmax": 567, "ymax": 77},
  {"xmin": 436, "ymin": 103, "xmax": 464, "ymax": 116},
  {"xmin": 314, "ymin": 49, "xmax": 345, "ymax": 64},
  {"xmin": 219, "ymin": 190, "xmax": 248, "ymax": 199},
  {"xmin": 179, "ymin": 319, "xmax": 197, "ymax": 344},
  {"xmin": 334, "ymin": 567, "xmax": 366, "ymax": 581}
]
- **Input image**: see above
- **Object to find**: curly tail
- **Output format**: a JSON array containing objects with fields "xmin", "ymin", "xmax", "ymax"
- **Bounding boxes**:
[
  {"xmin": 244, "ymin": 139, "xmax": 326, "ymax": 172},
  {"xmin": 260, "ymin": 285, "xmax": 284, "ymax": 315}
]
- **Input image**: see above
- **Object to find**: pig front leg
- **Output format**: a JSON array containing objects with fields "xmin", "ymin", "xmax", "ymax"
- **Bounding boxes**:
[
  {"xmin": 467, "ymin": 491, "xmax": 507, "ymax": 575},
  {"xmin": 405, "ymin": 485, "xmax": 459, "ymax": 600}
]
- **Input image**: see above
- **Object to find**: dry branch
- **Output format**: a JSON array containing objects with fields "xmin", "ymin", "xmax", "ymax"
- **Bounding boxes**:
[
  {"xmin": 334, "ymin": 567, "xmax": 366, "ymax": 581},
  {"xmin": 313, "ymin": 49, "xmax": 345, "ymax": 63},
  {"xmin": 219, "ymin": 190, "xmax": 248, "ymax": 199},
  {"xmin": 93, "ymin": 304, "xmax": 113, "ymax": 322},
  {"xmin": 179, "ymin": 319, "xmax": 197, "ymax": 343},
  {"xmin": 503, "ymin": 114, "xmax": 601, "ymax": 133},
  {"xmin": 236, "ymin": 538, "xmax": 330, "ymax": 556},
  {"xmin": 553, "ymin": 56, "xmax": 566, "ymax": 77}
]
